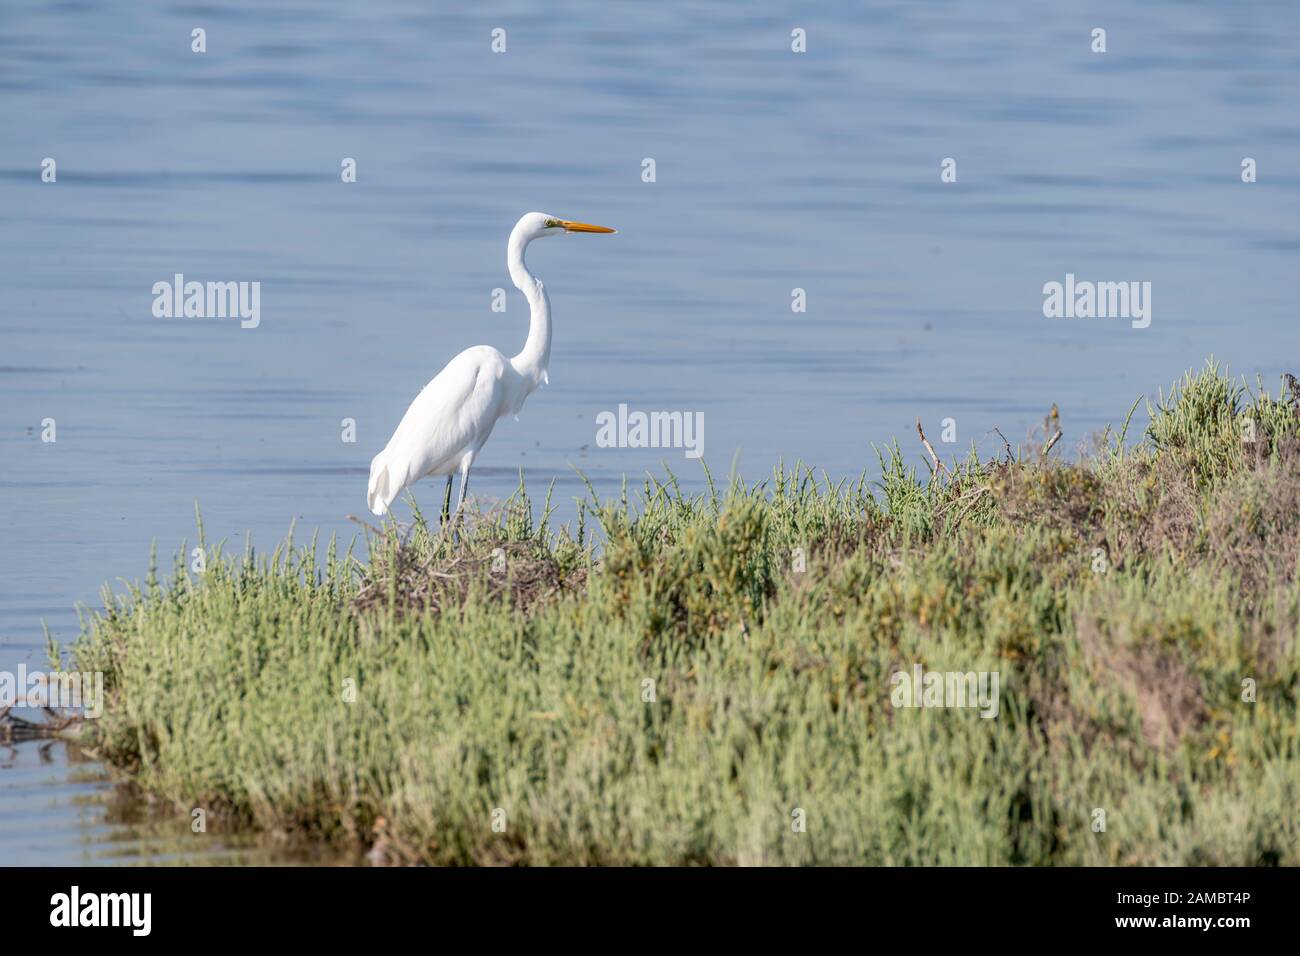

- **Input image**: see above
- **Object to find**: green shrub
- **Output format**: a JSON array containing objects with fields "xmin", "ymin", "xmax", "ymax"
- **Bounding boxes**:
[{"xmin": 69, "ymin": 362, "xmax": 1300, "ymax": 865}]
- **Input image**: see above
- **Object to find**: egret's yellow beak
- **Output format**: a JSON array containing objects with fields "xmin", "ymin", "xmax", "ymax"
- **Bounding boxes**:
[{"xmin": 560, "ymin": 220, "xmax": 616, "ymax": 234}]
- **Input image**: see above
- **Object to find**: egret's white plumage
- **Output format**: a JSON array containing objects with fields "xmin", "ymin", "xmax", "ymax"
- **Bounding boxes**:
[{"xmin": 367, "ymin": 211, "xmax": 615, "ymax": 518}]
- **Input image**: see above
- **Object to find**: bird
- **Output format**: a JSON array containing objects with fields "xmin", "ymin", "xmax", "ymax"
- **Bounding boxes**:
[{"xmin": 367, "ymin": 211, "xmax": 616, "ymax": 521}]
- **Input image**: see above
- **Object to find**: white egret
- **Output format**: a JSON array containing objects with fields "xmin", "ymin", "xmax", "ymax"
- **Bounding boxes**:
[{"xmin": 367, "ymin": 211, "xmax": 616, "ymax": 520}]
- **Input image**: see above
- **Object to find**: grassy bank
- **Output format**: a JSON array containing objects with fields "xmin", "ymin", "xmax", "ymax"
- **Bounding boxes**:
[{"xmin": 71, "ymin": 361, "xmax": 1300, "ymax": 865}]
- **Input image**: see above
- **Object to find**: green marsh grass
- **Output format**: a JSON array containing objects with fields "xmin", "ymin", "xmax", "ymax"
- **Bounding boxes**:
[{"xmin": 70, "ymin": 361, "xmax": 1300, "ymax": 864}]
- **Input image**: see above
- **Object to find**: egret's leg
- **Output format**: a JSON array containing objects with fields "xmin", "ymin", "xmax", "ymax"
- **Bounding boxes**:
[
  {"xmin": 450, "ymin": 458, "xmax": 472, "ymax": 544},
  {"xmin": 456, "ymin": 467, "xmax": 470, "ymax": 512},
  {"xmin": 441, "ymin": 475, "xmax": 454, "ymax": 526}
]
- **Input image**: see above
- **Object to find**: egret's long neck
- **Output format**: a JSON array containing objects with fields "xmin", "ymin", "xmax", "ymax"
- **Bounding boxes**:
[{"xmin": 508, "ymin": 227, "xmax": 551, "ymax": 387}]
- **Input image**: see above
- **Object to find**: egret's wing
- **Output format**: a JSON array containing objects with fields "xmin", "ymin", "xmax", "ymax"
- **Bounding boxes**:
[
  {"xmin": 390, "ymin": 346, "xmax": 507, "ymax": 480},
  {"xmin": 368, "ymin": 347, "xmax": 506, "ymax": 514}
]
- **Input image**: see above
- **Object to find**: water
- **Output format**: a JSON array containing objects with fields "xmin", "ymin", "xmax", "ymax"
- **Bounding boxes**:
[{"xmin": 2, "ymin": 0, "xmax": 1298, "ymax": 864}]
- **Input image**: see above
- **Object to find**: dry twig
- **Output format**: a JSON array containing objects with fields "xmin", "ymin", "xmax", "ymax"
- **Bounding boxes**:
[
  {"xmin": 915, "ymin": 418, "xmax": 949, "ymax": 480},
  {"xmin": 1041, "ymin": 403, "xmax": 1063, "ymax": 457},
  {"xmin": 991, "ymin": 427, "xmax": 1014, "ymax": 463},
  {"xmin": 0, "ymin": 704, "xmax": 81, "ymax": 743},
  {"xmin": 347, "ymin": 514, "xmax": 385, "ymax": 536}
]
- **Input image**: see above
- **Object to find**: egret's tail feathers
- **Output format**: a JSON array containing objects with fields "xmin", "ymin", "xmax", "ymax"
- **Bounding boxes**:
[{"xmin": 368, "ymin": 453, "xmax": 396, "ymax": 517}]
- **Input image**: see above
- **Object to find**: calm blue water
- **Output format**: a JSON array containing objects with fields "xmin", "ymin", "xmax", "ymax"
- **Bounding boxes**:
[{"xmin": 2, "ymin": 0, "xmax": 1299, "ymax": 863}]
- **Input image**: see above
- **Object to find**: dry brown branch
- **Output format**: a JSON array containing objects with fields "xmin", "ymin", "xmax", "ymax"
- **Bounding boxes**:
[
  {"xmin": 915, "ymin": 418, "xmax": 949, "ymax": 479},
  {"xmin": 991, "ymin": 427, "xmax": 1014, "ymax": 462},
  {"xmin": 352, "ymin": 533, "xmax": 588, "ymax": 619},
  {"xmin": 953, "ymin": 486, "xmax": 992, "ymax": 526},
  {"xmin": 346, "ymin": 514, "xmax": 385, "ymax": 536},
  {"xmin": 0, "ymin": 704, "xmax": 82, "ymax": 742},
  {"xmin": 936, "ymin": 483, "xmax": 988, "ymax": 516},
  {"xmin": 1041, "ymin": 403, "xmax": 1063, "ymax": 457}
]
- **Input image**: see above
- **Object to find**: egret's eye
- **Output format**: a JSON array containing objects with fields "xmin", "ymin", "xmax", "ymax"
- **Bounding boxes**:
[{"xmin": 544, "ymin": 218, "xmax": 561, "ymax": 228}]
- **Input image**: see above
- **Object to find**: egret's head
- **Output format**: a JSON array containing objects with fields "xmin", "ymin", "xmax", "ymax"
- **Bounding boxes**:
[{"xmin": 516, "ymin": 211, "xmax": 617, "ymax": 241}]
